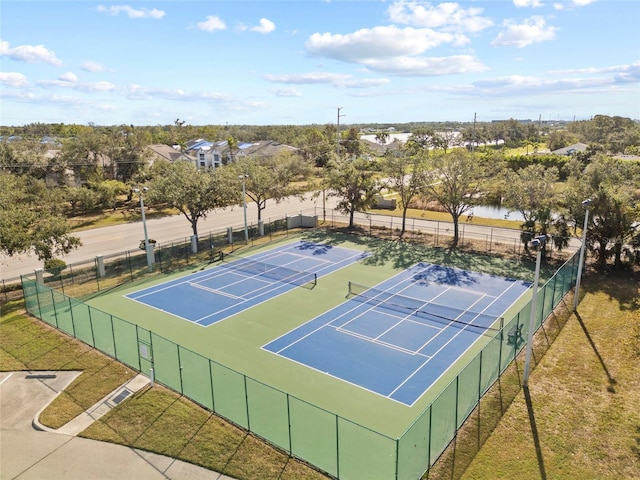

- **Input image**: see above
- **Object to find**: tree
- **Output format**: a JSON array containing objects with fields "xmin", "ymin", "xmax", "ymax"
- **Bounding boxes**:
[
  {"xmin": 375, "ymin": 131, "xmax": 390, "ymax": 145},
  {"xmin": 406, "ymin": 128, "xmax": 433, "ymax": 152},
  {"xmin": 382, "ymin": 149, "xmax": 428, "ymax": 238},
  {"xmin": 429, "ymin": 130, "xmax": 460, "ymax": 153},
  {"xmin": 0, "ymin": 171, "xmax": 81, "ymax": 261},
  {"xmin": 547, "ymin": 130, "xmax": 578, "ymax": 152},
  {"xmin": 226, "ymin": 136, "xmax": 238, "ymax": 165},
  {"xmin": 234, "ymin": 152, "xmax": 312, "ymax": 223},
  {"xmin": 300, "ymin": 127, "xmax": 333, "ymax": 168},
  {"xmin": 421, "ymin": 150, "xmax": 485, "ymax": 248},
  {"xmin": 502, "ymin": 164, "xmax": 564, "ymax": 255},
  {"xmin": 565, "ymin": 155, "xmax": 640, "ymax": 267},
  {"xmin": 341, "ymin": 127, "xmax": 363, "ymax": 157},
  {"xmin": 325, "ymin": 157, "xmax": 379, "ymax": 228},
  {"xmin": 146, "ymin": 160, "xmax": 237, "ymax": 237}
]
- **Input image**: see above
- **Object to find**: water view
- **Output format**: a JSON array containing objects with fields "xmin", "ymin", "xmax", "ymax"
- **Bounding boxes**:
[{"xmin": 468, "ymin": 205, "xmax": 525, "ymax": 222}]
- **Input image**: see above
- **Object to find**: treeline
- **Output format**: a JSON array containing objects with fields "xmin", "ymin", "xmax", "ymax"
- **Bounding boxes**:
[
  {"xmin": 2, "ymin": 114, "xmax": 638, "ymax": 153},
  {"xmin": 1, "ymin": 114, "xmax": 638, "ymax": 271}
]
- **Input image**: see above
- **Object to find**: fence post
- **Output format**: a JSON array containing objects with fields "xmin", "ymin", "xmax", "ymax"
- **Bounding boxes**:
[
  {"xmin": 35, "ymin": 268, "xmax": 44, "ymax": 284},
  {"xmin": 489, "ymin": 229, "xmax": 493, "ymax": 254},
  {"xmin": 96, "ymin": 255, "xmax": 106, "ymax": 278}
]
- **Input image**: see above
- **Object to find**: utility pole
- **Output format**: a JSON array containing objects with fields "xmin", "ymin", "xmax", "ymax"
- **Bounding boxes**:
[
  {"xmin": 472, "ymin": 112, "xmax": 477, "ymax": 151},
  {"xmin": 336, "ymin": 107, "xmax": 345, "ymax": 157}
]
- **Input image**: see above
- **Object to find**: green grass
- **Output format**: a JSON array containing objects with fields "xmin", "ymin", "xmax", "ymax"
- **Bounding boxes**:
[{"xmin": 429, "ymin": 270, "xmax": 640, "ymax": 480}]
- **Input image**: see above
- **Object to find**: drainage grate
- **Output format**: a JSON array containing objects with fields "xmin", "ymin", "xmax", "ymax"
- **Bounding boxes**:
[
  {"xmin": 25, "ymin": 374, "xmax": 57, "ymax": 379},
  {"xmin": 111, "ymin": 388, "xmax": 131, "ymax": 405}
]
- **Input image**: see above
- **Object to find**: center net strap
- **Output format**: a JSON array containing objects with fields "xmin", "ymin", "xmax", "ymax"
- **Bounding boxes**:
[
  {"xmin": 221, "ymin": 256, "xmax": 317, "ymax": 287},
  {"xmin": 347, "ymin": 281, "xmax": 501, "ymax": 334}
]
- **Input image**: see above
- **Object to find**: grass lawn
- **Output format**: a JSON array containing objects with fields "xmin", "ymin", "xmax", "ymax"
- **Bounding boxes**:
[
  {"xmin": 430, "ymin": 270, "xmax": 640, "ymax": 480},
  {"xmin": 2, "ymin": 266, "xmax": 637, "ymax": 480},
  {"xmin": 0, "ymin": 299, "xmax": 330, "ymax": 480}
]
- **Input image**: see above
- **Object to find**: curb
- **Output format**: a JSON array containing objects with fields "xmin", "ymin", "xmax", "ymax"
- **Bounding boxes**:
[{"xmin": 33, "ymin": 373, "xmax": 150, "ymax": 435}]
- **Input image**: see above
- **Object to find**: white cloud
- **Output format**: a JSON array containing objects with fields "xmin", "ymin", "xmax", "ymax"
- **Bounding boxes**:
[
  {"xmin": 440, "ymin": 62, "xmax": 639, "ymax": 99},
  {"xmin": 0, "ymin": 72, "xmax": 28, "ymax": 88},
  {"xmin": 38, "ymin": 79, "xmax": 117, "ymax": 92},
  {"xmin": 306, "ymin": 26, "xmax": 455, "ymax": 62},
  {"xmin": 270, "ymin": 87, "xmax": 302, "ymax": 97},
  {"xmin": 264, "ymin": 72, "xmax": 355, "ymax": 85},
  {"xmin": 81, "ymin": 60, "xmax": 106, "ymax": 72},
  {"xmin": 513, "ymin": 0, "xmax": 544, "ymax": 7},
  {"xmin": 304, "ymin": 25, "xmax": 486, "ymax": 76},
  {"xmin": 197, "ymin": 15, "xmax": 227, "ymax": 32},
  {"xmin": 96, "ymin": 5, "xmax": 165, "ymax": 19},
  {"xmin": 0, "ymin": 40, "xmax": 63, "ymax": 65},
  {"xmin": 58, "ymin": 72, "xmax": 77, "ymax": 82},
  {"xmin": 251, "ymin": 18, "xmax": 276, "ymax": 34},
  {"xmin": 386, "ymin": 1, "xmax": 493, "ymax": 33},
  {"xmin": 363, "ymin": 55, "xmax": 488, "ymax": 76},
  {"xmin": 553, "ymin": 0, "xmax": 596, "ymax": 10},
  {"xmin": 263, "ymin": 72, "xmax": 390, "ymax": 88},
  {"xmin": 492, "ymin": 16, "xmax": 557, "ymax": 47}
]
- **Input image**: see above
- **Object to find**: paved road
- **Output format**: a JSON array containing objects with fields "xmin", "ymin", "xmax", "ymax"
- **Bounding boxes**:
[
  {"xmin": 0, "ymin": 371, "xmax": 233, "ymax": 480},
  {"xmin": 1, "ymin": 193, "xmax": 336, "ymax": 281},
  {"xmin": 0, "ymin": 193, "xmax": 580, "ymax": 282}
]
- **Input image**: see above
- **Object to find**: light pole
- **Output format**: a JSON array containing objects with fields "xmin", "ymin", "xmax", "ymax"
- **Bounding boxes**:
[
  {"xmin": 133, "ymin": 187, "xmax": 153, "ymax": 272},
  {"xmin": 523, "ymin": 234, "xmax": 546, "ymax": 387},
  {"xmin": 240, "ymin": 174, "xmax": 249, "ymax": 243},
  {"xmin": 573, "ymin": 199, "xmax": 592, "ymax": 310}
]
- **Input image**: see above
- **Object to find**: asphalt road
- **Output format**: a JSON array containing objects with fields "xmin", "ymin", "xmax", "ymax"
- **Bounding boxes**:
[
  {"xmin": 0, "ymin": 193, "xmax": 580, "ymax": 281},
  {"xmin": 1, "ymin": 193, "xmax": 335, "ymax": 281}
]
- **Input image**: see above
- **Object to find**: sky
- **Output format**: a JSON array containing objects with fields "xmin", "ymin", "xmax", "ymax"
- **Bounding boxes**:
[{"xmin": 1, "ymin": 0, "xmax": 639, "ymax": 127}]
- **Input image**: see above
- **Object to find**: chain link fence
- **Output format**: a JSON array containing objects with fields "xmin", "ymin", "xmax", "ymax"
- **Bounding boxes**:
[{"xmin": 18, "ymin": 216, "xmax": 581, "ymax": 479}]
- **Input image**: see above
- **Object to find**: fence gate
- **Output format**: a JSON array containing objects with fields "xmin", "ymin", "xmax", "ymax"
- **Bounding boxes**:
[{"xmin": 138, "ymin": 337, "xmax": 154, "ymax": 381}]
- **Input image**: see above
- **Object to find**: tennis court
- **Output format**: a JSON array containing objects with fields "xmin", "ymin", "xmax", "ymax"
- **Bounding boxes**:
[
  {"xmin": 125, "ymin": 241, "xmax": 368, "ymax": 326},
  {"xmin": 264, "ymin": 262, "xmax": 531, "ymax": 406}
]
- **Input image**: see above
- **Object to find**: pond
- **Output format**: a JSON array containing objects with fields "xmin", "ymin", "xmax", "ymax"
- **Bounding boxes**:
[{"xmin": 468, "ymin": 205, "xmax": 525, "ymax": 222}]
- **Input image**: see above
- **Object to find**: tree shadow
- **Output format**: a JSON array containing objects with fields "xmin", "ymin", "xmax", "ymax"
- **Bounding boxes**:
[{"xmin": 580, "ymin": 268, "xmax": 640, "ymax": 312}]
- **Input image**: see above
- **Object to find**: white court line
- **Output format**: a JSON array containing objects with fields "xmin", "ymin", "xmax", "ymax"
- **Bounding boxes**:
[
  {"xmin": 335, "ymin": 326, "xmax": 427, "ymax": 356},
  {"xmin": 389, "ymin": 280, "xmax": 520, "ymax": 400},
  {"xmin": 188, "ymin": 281, "xmax": 242, "ymax": 300}
]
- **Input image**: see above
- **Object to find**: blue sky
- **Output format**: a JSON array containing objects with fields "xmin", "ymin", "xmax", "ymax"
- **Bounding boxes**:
[{"xmin": 1, "ymin": 0, "xmax": 638, "ymax": 126}]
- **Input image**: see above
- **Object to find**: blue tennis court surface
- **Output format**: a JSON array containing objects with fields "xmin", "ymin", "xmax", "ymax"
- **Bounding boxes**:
[
  {"xmin": 125, "ymin": 241, "xmax": 368, "ymax": 326},
  {"xmin": 264, "ymin": 263, "xmax": 531, "ymax": 406}
]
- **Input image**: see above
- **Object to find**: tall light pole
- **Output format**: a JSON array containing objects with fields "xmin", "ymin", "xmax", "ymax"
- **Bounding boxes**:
[
  {"xmin": 523, "ymin": 234, "xmax": 546, "ymax": 387},
  {"xmin": 133, "ymin": 187, "xmax": 153, "ymax": 272},
  {"xmin": 573, "ymin": 199, "xmax": 592, "ymax": 310},
  {"xmin": 240, "ymin": 174, "xmax": 249, "ymax": 243}
]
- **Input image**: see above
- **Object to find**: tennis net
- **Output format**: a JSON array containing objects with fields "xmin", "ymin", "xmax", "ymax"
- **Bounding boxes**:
[
  {"xmin": 221, "ymin": 256, "xmax": 317, "ymax": 288},
  {"xmin": 347, "ymin": 281, "xmax": 502, "ymax": 334}
]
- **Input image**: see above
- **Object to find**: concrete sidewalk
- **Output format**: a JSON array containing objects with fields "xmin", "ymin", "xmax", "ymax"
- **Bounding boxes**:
[{"xmin": 0, "ymin": 371, "xmax": 235, "ymax": 480}]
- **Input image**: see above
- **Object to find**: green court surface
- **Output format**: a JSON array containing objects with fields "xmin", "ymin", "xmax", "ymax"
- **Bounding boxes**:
[{"xmin": 85, "ymin": 231, "xmax": 539, "ymax": 439}]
